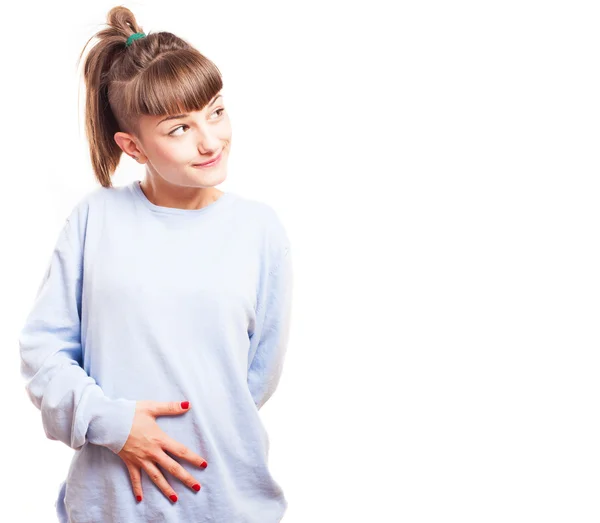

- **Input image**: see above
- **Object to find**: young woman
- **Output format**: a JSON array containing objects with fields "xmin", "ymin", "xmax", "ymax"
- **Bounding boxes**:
[{"xmin": 18, "ymin": 6, "xmax": 292, "ymax": 523}]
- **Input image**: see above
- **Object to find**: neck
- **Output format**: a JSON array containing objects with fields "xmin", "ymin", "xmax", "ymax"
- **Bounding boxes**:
[{"xmin": 139, "ymin": 173, "xmax": 223, "ymax": 210}]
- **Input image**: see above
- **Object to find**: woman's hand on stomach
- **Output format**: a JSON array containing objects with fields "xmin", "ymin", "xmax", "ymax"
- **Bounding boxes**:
[{"xmin": 117, "ymin": 400, "xmax": 208, "ymax": 503}]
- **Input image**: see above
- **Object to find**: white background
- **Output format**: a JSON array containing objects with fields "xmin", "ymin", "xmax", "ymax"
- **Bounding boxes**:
[{"xmin": 1, "ymin": 0, "xmax": 599, "ymax": 521}]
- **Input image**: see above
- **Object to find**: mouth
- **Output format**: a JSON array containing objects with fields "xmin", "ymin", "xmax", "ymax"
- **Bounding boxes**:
[{"xmin": 192, "ymin": 149, "xmax": 223, "ymax": 168}]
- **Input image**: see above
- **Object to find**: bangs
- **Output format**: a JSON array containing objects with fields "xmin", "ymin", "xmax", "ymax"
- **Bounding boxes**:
[{"xmin": 124, "ymin": 49, "xmax": 223, "ymax": 119}]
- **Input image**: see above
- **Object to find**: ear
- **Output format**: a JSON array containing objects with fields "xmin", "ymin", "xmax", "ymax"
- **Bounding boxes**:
[{"xmin": 114, "ymin": 132, "xmax": 146, "ymax": 163}]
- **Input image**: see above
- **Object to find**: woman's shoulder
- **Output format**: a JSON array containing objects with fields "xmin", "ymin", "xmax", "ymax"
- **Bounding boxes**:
[
  {"xmin": 61, "ymin": 182, "xmax": 130, "ymax": 235},
  {"xmin": 233, "ymin": 193, "xmax": 286, "ymax": 229},
  {"xmin": 232, "ymin": 193, "xmax": 290, "ymax": 260}
]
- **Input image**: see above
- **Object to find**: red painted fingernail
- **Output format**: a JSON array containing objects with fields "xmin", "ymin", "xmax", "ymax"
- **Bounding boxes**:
[
  {"xmin": 170, "ymin": 494, "xmax": 178, "ymax": 502},
  {"xmin": 201, "ymin": 462, "xmax": 208, "ymax": 469},
  {"xmin": 136, "ymin": 495, "xmax": 142, "ymax": 502},
  {"xmin": 192, "ymin": 483, "xmax": 201, "ymax": 491},
  {"xmin": 181, "ymin": 401, "xmax": 189, "ymax": 409}
]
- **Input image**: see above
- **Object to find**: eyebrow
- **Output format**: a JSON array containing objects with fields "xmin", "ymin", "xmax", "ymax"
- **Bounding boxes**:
[{"xmin": 156, "ymin": 94, "xmax": 223, "ymax": 127}]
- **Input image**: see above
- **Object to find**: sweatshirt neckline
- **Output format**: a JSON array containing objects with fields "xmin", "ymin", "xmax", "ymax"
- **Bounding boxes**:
[{"xmin": 131, "ymin": 180, "xmax": 234, "ymax": 216}]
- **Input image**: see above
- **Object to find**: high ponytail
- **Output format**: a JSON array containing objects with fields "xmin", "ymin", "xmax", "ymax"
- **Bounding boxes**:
[{"xmin": 77, "ymin": 5, "xmax": 223, "ymax": 188}]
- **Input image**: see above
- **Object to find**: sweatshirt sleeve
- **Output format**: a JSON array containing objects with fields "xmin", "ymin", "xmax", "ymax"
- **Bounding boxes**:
[
  {"xmin": 18, "ymin": 206, "xmax": 137, "ymax": 454},
  {"xmin": 247, "ymin": 243, "xmax": 293, "ymax": 411}
]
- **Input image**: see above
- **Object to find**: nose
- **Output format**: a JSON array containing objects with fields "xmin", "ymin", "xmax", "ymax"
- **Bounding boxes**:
[{"xmin": 196, "ymin": 132, "xmax": 221, "ymax": 155}]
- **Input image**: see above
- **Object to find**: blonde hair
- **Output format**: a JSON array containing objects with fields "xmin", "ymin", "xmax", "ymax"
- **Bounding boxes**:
[{"xmin": 77, "ymin": 5, "xmax": 223, "ymax": 187}]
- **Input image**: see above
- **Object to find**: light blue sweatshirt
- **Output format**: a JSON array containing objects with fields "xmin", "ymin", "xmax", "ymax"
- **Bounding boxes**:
[{"xmin": 19, "ymin": 180, "xmax": 292, "ymax": 523}]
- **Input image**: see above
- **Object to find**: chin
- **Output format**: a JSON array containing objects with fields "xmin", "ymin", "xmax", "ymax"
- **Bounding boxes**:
[{"xmin": 185, "ymin": 169, "xmax": 228, "ymax": 188}]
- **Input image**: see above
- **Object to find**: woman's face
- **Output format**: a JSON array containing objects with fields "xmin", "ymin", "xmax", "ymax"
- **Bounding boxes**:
[{"xmin": 117, "ymin": 91, "xmax": 231, "ymax": 189}]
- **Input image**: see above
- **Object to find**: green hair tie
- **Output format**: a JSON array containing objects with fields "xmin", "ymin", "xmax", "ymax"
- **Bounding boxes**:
[{"xmin": 125, "ymin": 32, "xmax": 146, "ymax": 47}]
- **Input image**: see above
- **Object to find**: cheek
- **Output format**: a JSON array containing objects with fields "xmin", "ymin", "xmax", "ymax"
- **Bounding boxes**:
[
  {"xmin": 157, "ymin": 142, "xmax": 190, "ymax": 163},
  {"xmin": 219, "ymin": 116, "xmax": 232, "ymax": 139}
]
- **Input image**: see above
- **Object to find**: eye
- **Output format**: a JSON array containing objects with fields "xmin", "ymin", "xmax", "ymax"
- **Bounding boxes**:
[
  {"xmin": 168, "ymin": 108, "xmax": 225, "ymax": 136},
  {"xmin": 169, "ymin": 125, "xmax": 188, "ymax": 136}
]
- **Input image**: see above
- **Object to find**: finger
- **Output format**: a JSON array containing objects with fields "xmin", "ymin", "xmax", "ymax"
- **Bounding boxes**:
[
  {"xmin": 149, "ymin": 401, "xmax": 191, "ymax": 417},
  {"xmin": 162, "ymin": 435, "xmax": 208, "ymax": 470},
  {"xmin": 155, "ymin": 451, "xmax": 202, "ymax": 492},
  {"xmin": 142, "ymin": 460, "xmax": 179, "ymax": 502},
  {"xmin": 125, "ymin": 463, "xmax": 144, "ymax": 502}
]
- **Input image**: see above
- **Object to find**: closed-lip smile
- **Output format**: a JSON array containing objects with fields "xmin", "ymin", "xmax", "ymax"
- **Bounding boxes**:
[{"xmin": 193, "ymin": 150, "xmax": 223, "ymax": 167}]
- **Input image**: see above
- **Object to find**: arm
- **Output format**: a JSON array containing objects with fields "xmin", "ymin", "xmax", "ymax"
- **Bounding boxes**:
[
  {"xmin": 247, "ymin": 244, "xmax": 293, "ymax": 411},
  {"xmin": 18, "ymin": 206, "xmax": 136, "ymax": 454}
]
